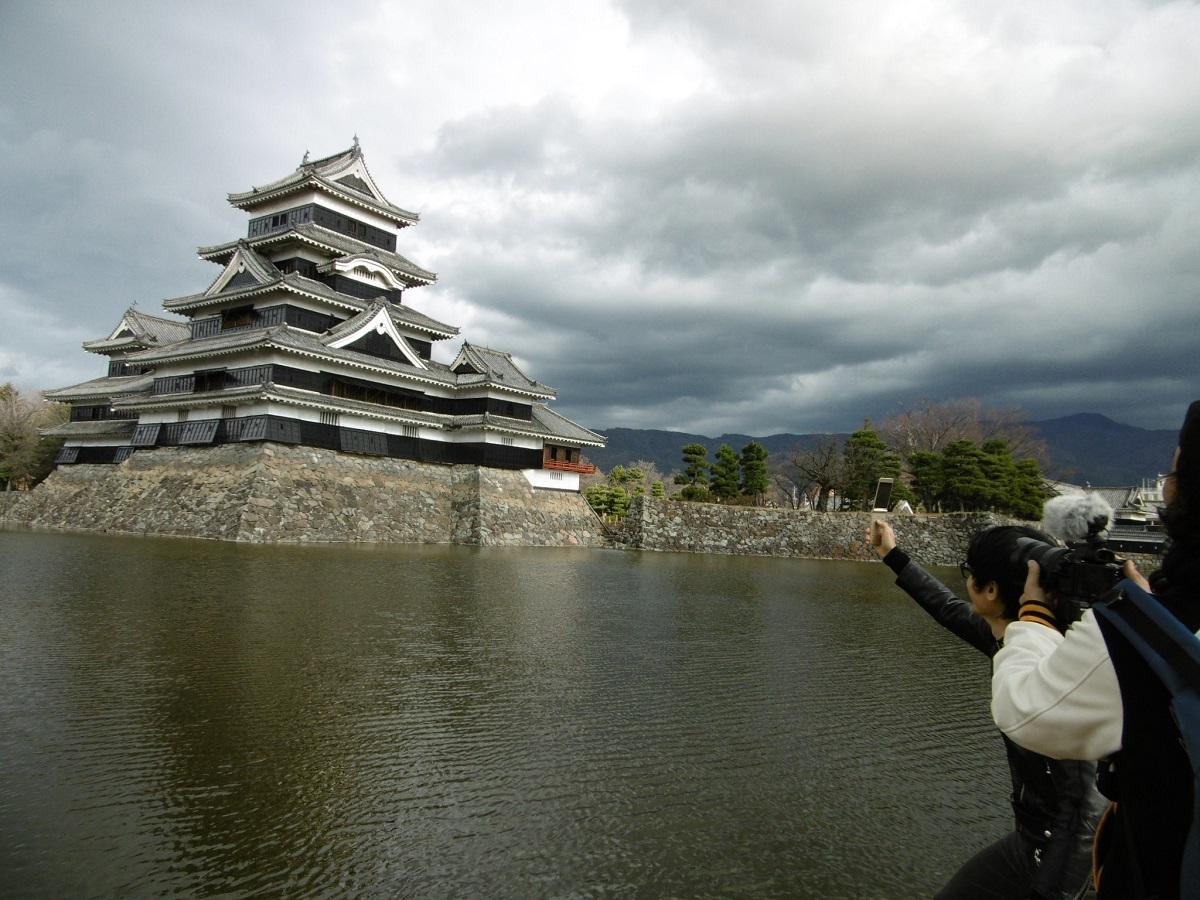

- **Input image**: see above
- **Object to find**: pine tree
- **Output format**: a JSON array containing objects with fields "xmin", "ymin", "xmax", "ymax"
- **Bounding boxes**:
[
  {"xmin": 710, "ymin": 444, "xmax": 741, "ymax": 501},
  {"xmin": 979, "ymin": 439, "xmax": 1019, "ymax": 511},
  {"xmin": 842, "ymin": 423, "xmax": 904, "ymax": 510},
  {"xmin": 908, "ymin": 450, "xmax": 945, "ymax": 512},
  {"xmin": 941, "ymin": 440, "xmax": 989, "ymax": 511},
  {"xmin": 584, "ymin": 483, "xmax": 612, "ymax": 516},
  {"xmin": 1010, "ymin": 458, "xmax": 1050, "ymax": 519},
  {"xmin": 739, "ymin": 441, "xmax": 770, "ymax": 505},
  {"xmin": 674, "ymin": 443, "xmax": 711, "ymax": 501}
]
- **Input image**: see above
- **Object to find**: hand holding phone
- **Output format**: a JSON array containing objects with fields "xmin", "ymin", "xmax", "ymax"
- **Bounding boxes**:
[{"xmin": 867, "ymin": 518, "xmax": 895, "ymax": 557}]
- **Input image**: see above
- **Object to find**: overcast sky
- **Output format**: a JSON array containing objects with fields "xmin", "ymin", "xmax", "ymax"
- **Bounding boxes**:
[{"xmin": 1, "ymin": 0, "xmax": 1197, "ymax": 437}]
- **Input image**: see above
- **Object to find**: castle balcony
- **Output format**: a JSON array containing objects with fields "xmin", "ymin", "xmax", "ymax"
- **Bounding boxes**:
[{"xmin": 543, "ymin": 459, "xmax": 597, "ymax": 475}]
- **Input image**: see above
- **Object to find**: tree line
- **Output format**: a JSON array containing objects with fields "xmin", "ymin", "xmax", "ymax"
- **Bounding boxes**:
[
  {"xmin": 778, "ymin": 398, "xmax": 1050, "ymax": 518},
  {"xmin": 1, "ymin": 383, "xmax": 67, "ymax": 491},
  {"xmin": 673, "ymin": 441, "xmax": 770, "ymax": 504},
  {"xmin": 584, "ymin": 464, "xmax": 667, "ymax": 518},
  {"xmin": 584, "ymin": 441, "xmax": 771, "ymax": 519},
  {"xmin": 587, "ymin": 398, "xmax": 1052, "ymax": 521}
]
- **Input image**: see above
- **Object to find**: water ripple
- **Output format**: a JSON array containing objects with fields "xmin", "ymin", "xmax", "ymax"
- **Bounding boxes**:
[{"xmin": 0, "ymin": 534, "xmax": 1010, "ymax": 898}]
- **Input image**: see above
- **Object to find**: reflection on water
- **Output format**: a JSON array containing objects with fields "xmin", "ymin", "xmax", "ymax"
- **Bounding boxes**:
[{"xmin": 0, "ymin": 531, "xmax": 1008, "ymax": 898}]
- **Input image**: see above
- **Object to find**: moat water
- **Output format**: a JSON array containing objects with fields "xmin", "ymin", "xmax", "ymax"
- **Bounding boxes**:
[{"xmin": 1, "ymin": 530, "xmax": 1009, "ymax": 899}]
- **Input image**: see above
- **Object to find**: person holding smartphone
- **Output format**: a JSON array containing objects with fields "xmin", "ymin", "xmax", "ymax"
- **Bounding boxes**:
[{"xmin": 867, "ymin": 518, "xmax": 1105, "ymax": 900}]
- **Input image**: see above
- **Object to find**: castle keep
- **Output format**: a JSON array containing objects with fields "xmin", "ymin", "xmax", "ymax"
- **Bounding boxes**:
[
  {"xmin": 44, "ymin": 141, "xmax": 603, "ymax": 487},
  {"xmin": 17, "ymin": 141, "xmax": 608, "ymax": 545}
]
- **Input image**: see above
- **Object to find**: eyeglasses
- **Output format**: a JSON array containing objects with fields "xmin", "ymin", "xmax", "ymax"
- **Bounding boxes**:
[{"xmin": 959, "ymin": 562, "xmax": 974, "ymax": 582}]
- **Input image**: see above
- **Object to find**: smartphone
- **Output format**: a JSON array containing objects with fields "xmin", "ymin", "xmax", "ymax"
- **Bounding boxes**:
[{"xmin": 871, "ymin": 478, "xmax": 894, "ymax": 513}]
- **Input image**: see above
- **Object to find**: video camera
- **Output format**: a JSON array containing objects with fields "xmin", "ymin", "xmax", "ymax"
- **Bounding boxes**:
[{"xmin": 1010, "ymin": 493, "xmax": 1125, "ymax": 611}]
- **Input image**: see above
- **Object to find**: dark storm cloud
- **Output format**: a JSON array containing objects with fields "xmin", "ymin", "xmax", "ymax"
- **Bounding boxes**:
[{"xmin": 1, "ymin": 0, "xmax": 1197, "ymax": 435}]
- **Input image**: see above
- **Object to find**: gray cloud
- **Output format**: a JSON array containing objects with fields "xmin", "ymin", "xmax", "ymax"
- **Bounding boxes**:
[{"xmin": 1, "ymin": 0, "xmax": 1197, "ymax": 437}]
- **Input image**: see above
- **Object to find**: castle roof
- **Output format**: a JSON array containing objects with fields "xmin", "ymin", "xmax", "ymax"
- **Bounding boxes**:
[
  {"xmin": 40, "ymin": 419, "xmax": 137, "ymax": 439},
  {"xmin": 107, "ymin": 381, "xmax": 600, "ymax": 446},
  {"xmin": 82, "ymin": 307, "xmax": 190, "ymax": 355},
  {"xmin": 123, "ymin": 326, "xmax": 552, "ymax": 399},
  {"xmin": 163, "ymin": 261, "xmax": 456, "ymax": 339},
  {"xmin": 450, "ymin": 343, "xmax": 553, "ymax": 394},
  {"xmin": 197, "ymin": 222, "xmax": 437, "ymax": 287},
  {"xmin": 44, "ymin": 372, "xmax": 156, "ymax": 401},
  {"xmin": 227, "ymin": 140, "xmax": 419, "ymax": 227},
  {"xmin": 531, "ymin": 404, "xmax": 605, "ymax": 446}
]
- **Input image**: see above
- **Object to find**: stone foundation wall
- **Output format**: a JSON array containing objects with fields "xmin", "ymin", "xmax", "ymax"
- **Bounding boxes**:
[
  {"xmin": 611, "ymin": 497, "xmax": 1164, "ymax": 572},
  {"xmin": 0, "ymin": 444, "xmax": 608, "ymax": 547},
  {"xmin": 1, "ymin": 456, "xmax": 1160, "ymax": 571},
  {"xmin": 611, "ymin": 496, "xmax": 1009, "ymax": 565},
  {"xmin": 474, "ymin": 467, "xmax": 612, "ymax": 547}
]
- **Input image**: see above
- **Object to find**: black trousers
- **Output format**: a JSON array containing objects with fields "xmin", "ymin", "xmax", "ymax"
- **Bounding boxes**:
[{"xmin": 935, "ymin": 830, "xmax": 1094, "ymax": 900}]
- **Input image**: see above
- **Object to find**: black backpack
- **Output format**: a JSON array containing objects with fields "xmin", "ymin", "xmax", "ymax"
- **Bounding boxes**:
[{"xmin": 1094, "ymin": 579, "xmax": 1200, "ymax": 896}]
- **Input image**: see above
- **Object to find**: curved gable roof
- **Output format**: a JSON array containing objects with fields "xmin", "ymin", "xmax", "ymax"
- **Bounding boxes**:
[
  {"xmin": 451, "ymin": 342, "xmax": 554, "ymax": 396},
  {"xmin": 83, "ymin": 307, "xmax": 190, "ymax": 355},
  {"xmin": 198, "ymin": 222, "xmax": 437, "ymax": 288},
  {"xmin": 322, "ymin": 299, "xmax": 428, "ymax": 370},
  {"xmin": 227, "ymin": 140, "xmax": 419, "ymax": 227}
]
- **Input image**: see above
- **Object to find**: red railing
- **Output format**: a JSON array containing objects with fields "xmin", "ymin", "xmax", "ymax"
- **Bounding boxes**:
[{"xmin": 543, "ymin": 459, "xmax": 597, "ymax": 474}]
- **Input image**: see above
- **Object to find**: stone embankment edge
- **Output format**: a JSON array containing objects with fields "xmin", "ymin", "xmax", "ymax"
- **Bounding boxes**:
[
  {"xmin": 0, "ymin": 448, "xmax": 1161, "ymax": 570},
  {"xmin": 610, "ymin": 495, "xmax": 1007, "ymax": 566},
  {"xmin": 0, "ymin": 443, "xmax": 609, "ymax": 547},
  {"xmin": 609, "ymin": 496, "xmax": 1162, "ymax": 571}
]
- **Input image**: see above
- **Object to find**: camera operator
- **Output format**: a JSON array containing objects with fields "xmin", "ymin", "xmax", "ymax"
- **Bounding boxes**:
[
  {"xmin": 992, "ymin": 400, "xmax": 1200, "ymax": 898},
  {"xmin": 868, "ymin": 518, "xmax": 1105, "ymax": 900}
]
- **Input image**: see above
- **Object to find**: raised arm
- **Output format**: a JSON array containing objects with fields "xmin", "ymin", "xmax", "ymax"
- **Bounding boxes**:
[{"xmin": 867, "ymin": 518, "xmax": 995, "ymax": 654}]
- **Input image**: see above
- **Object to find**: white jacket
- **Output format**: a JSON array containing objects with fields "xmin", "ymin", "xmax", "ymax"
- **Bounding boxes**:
[{"xmin": 990, "ymin": 609, "xmax": 1124, "ymax": 761}]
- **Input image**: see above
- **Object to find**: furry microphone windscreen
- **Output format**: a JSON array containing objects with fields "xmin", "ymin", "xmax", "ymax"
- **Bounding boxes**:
[{"xmin": 1042, "ymin": 493, "xmax": 1114, "ymax": 543}]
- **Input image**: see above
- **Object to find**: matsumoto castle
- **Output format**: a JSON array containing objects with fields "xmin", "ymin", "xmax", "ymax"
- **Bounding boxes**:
[{"xmin": 44, "ymin": 140, "xmax": 605, "ymax": 492}]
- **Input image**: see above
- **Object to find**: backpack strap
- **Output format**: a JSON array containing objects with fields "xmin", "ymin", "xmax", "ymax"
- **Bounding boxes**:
[
  {"xmin": 1095, "ymin": 580, "xmax": 1200, "ymax": 691},
  {"xmin": 1094, "ymin": 579, "xmax": 1200, "ymax": 894}
]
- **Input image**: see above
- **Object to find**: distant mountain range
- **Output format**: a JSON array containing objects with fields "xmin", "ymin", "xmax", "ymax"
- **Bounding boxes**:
[{"xmin": 586, "ymin": 413, "xmax": 1177, "ymax": 488}]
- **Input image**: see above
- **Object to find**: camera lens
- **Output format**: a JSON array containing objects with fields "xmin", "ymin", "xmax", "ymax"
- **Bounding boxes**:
[{"xmin": 1009, "ymin": 537, "xmax": 1071, "ymax": 588}]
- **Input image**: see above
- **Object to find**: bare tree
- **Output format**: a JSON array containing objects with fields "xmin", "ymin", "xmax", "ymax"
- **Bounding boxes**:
[
  {"xmin": 768, "ymin": 463, "xmax": 802, "ymax": 509},
  {"xmin": 783, "ymin": 434, "xmax": 844, "ymax": 512},
  {"xmin": 578, "ymin": 455, "xmax": 607, "ymax": 491},
  {"xmin": 879, "ymin": 396, "xmax": 1048, "ymax": 467},
  {"xmin": 879, "ymin": 396, "xmax": 977, "ymax": 456},
  {"xmin": 628, "ymin": 458, "xmax": 668, "ymax": 492},
  {"xmin": 975, "ymin": 402, "xmax": 1048, "ymax": 465}
]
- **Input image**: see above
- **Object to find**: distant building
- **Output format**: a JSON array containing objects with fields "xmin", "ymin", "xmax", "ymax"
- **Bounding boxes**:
[
  {"xmin": 44, "ymin": 140, "xmax": 604, "ymax": 490},
  {"xmin": 1048, "ymin": 476, "xmax": 1170, "ymax": 554}
]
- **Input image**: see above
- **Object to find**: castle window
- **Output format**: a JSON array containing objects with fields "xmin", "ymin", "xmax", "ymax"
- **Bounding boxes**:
[
  {"xmin": 330, "ymin": 375, "xmax": 421, "ymax": 410},
  {"xmin": 194, "ymin": 369, "xmax": 227, "ymax": 392},
  {"xmin": 221, "ymin": 306, "xmax": 254, "ymax": 329}
]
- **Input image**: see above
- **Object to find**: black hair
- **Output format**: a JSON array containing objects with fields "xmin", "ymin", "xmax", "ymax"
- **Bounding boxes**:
[
  {"xmin": 1152, "ymin": 400, "xmax": 1200, "ymax": 594},
  {"xmin": 966, "ymin": 524, "xmax": 1059, "ymax": 620}
]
